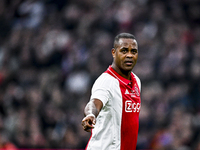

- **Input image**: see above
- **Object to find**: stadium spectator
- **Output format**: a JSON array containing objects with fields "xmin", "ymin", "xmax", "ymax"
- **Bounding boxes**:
[{"xmin": 0, "ymin": 0, "xmax": 199, "ymax": 149}]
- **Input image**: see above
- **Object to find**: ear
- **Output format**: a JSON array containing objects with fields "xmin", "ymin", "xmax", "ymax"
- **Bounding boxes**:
[{"xmin": 112, "ymin": 48, "xmax": 116, "ymax": 58}]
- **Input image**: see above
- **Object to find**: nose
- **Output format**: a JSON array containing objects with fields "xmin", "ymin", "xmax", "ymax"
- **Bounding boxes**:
[{"xmin": 126, "ymin": 51, "xmax": 133, "ymax": 58}]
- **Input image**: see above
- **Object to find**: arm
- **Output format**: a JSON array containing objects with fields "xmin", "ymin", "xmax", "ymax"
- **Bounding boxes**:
[{"xmin": 81, "ymin": 98, "xmax": 103, "ymax": 132}]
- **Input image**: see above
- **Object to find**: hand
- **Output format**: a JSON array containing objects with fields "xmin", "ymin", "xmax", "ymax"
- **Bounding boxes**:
[{"xmin": 81, "ymin": 114, "xmax": 96, "ymax": 132}]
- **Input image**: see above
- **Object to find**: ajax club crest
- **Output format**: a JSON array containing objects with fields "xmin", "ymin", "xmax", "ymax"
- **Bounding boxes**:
[{"xmin": 134, "ymin": 86, "xmax": 140, "ymax": 97}]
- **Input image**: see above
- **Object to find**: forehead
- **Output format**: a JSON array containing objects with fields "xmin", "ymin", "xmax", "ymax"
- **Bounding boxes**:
[{"xmin": 118, "ymin": 38, "xmax": 138, "ymax": 48}]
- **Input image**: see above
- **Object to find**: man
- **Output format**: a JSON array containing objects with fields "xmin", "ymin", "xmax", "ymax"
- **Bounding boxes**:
[{"xmin": 82, "ymin": 33, "xmax": 141, "ymax": 150}]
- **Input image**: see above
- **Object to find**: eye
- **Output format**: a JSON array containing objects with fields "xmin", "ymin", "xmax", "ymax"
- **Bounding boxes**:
[
  {"xmin": 131, "ymin": 49, "xmax": 137, "ymax": 54},
  {"xmin": 121, "ymin": 49, "xmax": 127, "ymax": 53}
]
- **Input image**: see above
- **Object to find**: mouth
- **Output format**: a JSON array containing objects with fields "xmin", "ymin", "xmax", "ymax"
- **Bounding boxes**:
[{"xmin": 124, "ymin": 60, "xmax": 133, "ymax": 66}]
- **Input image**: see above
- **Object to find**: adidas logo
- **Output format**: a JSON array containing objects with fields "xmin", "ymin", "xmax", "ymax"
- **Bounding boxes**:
[{"xmin": 125, "ymin": 89, "xmax": 129, "ymax": 94}]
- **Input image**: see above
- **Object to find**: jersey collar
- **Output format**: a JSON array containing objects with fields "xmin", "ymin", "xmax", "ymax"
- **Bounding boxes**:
[{"xmin": 107, "ymin": 66, "xmax": 134, "ymax": 85}]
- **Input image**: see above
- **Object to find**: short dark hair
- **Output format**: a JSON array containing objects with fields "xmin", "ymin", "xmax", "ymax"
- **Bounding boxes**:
[{"xmin": 113, "ymin": 33, "xmax": 136, "ymax": 49}]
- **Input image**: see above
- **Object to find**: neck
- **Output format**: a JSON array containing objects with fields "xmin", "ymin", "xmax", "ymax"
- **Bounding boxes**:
[{"xmin": 111, "ymin": 64, "xmax": 131, "ymax": 80}]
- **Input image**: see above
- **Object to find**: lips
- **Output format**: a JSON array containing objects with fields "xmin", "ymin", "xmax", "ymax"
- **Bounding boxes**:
[{"xmin": 124, "ymin": 60, "xmax": 133, "ymax": 66}]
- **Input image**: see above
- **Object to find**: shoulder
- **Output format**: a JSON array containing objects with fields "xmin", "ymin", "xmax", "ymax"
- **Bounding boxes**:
[
  {"xmin": 93, "ymin": 72, "xmax": 118, "ymax": 87},
  {"xmin": 132, "ymin": 72, "xmax": 140, "ymax": 82},
  {"xmin": 132, "ymin": 72, "xmax": 141, "ymax": 91},
  {"xmin": 91, "ymin": 73, "xmax": 118, "ymax": 107}
]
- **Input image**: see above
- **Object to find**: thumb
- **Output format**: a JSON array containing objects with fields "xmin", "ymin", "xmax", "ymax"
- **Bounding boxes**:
[{"xmin": 92, "ymin": 118, "xmax": 96, "ymax": 125}]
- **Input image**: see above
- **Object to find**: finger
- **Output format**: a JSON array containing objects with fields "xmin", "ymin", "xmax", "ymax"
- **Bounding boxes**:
[
  {"xmin": 83, "ymin": 125, "xmax": 92, "ymax": 132},
  {"xmin": 81, "ymin": 117, "xmax": 95, "ymax": 132},
  {"xmin": 83, "ymin": 121, "xmax": 94, "ymax": 130},
  {"xmin": 81, "ymin": 117, "xmax": 90, "ymax": 127},
  {"xmin": 84, "ymin": 125, "xmax": 94, "ymax": 132},
  {"xmin": 85, "ymin": 121, "xmax": 94, "ymax": 128},
  {"xmin": 85, "ymin": 128, "xmax": 91, "ymax": 132},
  {"xmin": 92, "ymin": 118, "xmax": 96, "ymax": 125},
  {"xmin": 82, "ymin": 117, "xmax": 87, "ymax": 123},
  {"xmin": 81, "ymin": 120, "xmax": 86, "ymax": 127},
  {"xmin": 82, "ymin": 117, "xmax": 95, "ymax": 126},
  {"xmin": 82, "ymin": 120, "xmax": 92, "ymax": 129},
  {"xmin": 82, "ymin": 119, "xmax": 91, "ymax": 127}
]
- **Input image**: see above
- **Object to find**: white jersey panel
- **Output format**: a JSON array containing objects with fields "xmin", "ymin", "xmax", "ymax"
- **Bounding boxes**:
[
  {"xmin": 88, "ymin": 73, "xmax": 123, "ymax": 150},
  {"xmin": 132, "ymin": 72, "xmax": 141, "ymax": 92}
]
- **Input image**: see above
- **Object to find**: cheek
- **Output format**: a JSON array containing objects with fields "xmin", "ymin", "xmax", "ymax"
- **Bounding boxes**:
[
  {"xmin": 115, "ymin": 53, "xmax": 125, "ymax": 63},
  {"xmin": 118, "ymin": 57, "xmax": 126, "ymax": 66},
  {"xmin": 116, "ymin": 55, "xmax": 124, "ymax": 62},
  {"xmin": 115, "ymin": 57, "xmax": 122, "ymax": 65},
  {"xmin": 135, "ymin": 55, "xmax": 138, "ymax": 61}
]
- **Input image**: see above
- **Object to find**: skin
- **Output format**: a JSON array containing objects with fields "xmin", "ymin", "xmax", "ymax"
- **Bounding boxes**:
[
  {"xmin": 82, "ymin": 38, "xmax": 138, "ymax": 132},
  {"xmin": 112, "ymin": 38, "xmax": 138, "ymax": 80}
]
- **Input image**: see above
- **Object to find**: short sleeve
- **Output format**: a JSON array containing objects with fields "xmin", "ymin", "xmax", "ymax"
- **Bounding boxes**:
[{"xmin": 90, "ymin": 73, "xmax": 114, "ymax": 107}]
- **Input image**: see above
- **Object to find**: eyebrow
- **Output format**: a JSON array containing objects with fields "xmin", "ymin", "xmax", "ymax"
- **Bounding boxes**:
[{"xmin": 120, "ymin": 47, "xmax": 138, "ymax": 51}]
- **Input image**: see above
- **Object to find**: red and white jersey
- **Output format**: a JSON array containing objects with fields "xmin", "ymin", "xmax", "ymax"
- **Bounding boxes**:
[{"xmin": 86, "ymin": 66, "xmax": 141, "ymax": 150}]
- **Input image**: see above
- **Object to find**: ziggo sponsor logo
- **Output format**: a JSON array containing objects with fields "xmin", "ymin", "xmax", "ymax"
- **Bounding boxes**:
[{"xmin": 125, "ymin": 100, "xmax": 141, "ymax": 113}]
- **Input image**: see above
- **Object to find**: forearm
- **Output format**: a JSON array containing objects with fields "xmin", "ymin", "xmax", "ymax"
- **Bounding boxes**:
[
  {"xmin": 84, "ymin": 99, "xmax": 103, "ymax": 117},
  {"xmin": 82, "ymin": 99, "xmax": 103, "ymax": 132},
  {"xmin": 84, "ymin": 100, "xmax": 99, "ymax": 117}
]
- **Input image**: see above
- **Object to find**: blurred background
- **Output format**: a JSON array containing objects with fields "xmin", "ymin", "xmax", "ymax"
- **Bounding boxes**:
[{"xmin": 0, "ymin": 0, "xmax": 200, "ymax": 149}]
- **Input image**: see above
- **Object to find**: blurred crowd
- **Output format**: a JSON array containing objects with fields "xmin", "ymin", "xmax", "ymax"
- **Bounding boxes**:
[{"xmin": 0, "ymin": 0, "xmax": 200, "ymax": 149}]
